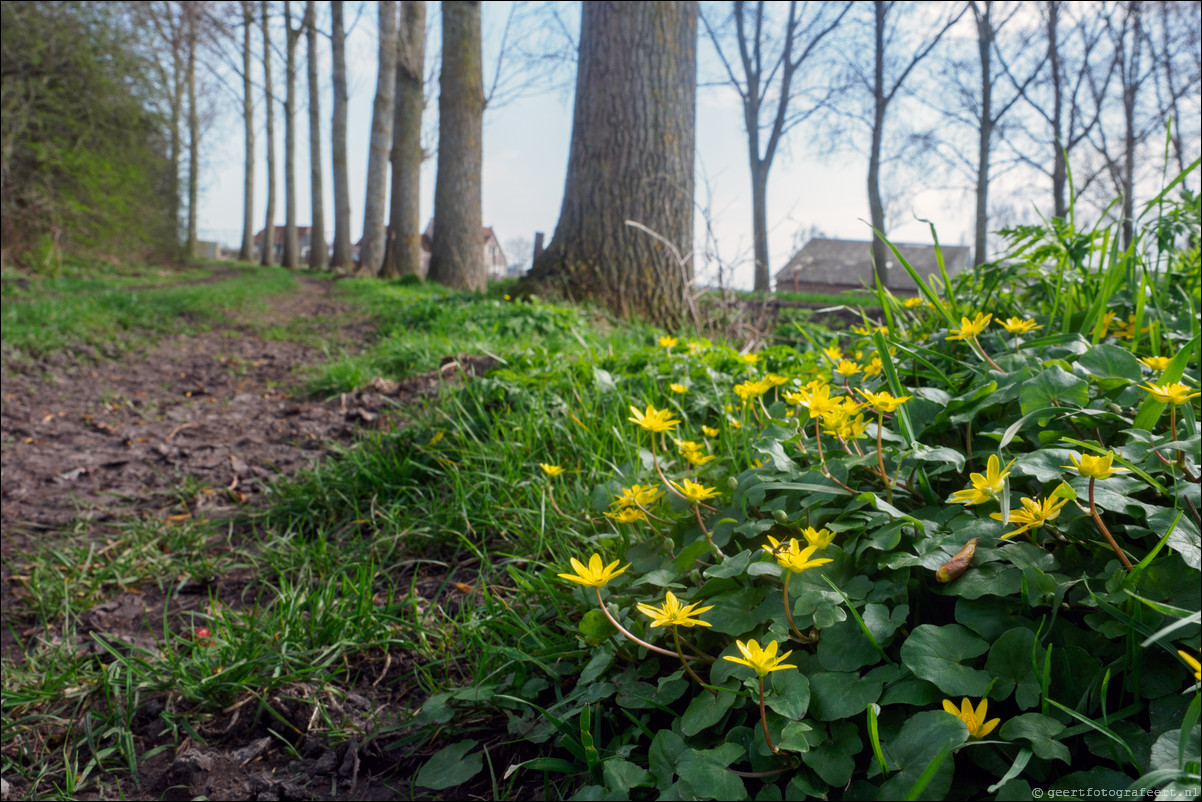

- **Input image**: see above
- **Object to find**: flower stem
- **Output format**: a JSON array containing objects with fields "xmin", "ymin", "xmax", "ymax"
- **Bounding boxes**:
[
  {"xmin": 758, "ymin": 678, "xmax": 780, "ymax": 754},
  {"xmin": 876, "ymin": 411, "xmax": 892, "ymax": 505},
  {"xmin": 1088, "ymin": 478, "xmax": 1133, "ymax": 571},
  {"xmin": 969, "ymin": 335, "xmax": 1003, "ymax": 372},
  {"xmin": 674, "ymin": 628, "xmax": 716, "ymax": 696},
  {"xmin": 694, "ymin": 504, "xmax": 725, "ymax": 559},
  {"xmin": 782, "ymin": 571, "xmax": 806, "ymax": 641},
  {"xmin": 546, "ymin": 485, "xmax": 567, "ymax": 517},
  {"xmin": 594, "ymin": 587, "xmax": 698, "ymax": 661}
]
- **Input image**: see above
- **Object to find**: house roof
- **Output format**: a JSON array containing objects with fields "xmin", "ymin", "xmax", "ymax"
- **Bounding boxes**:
[
  {"xmin": 254, "ymin": 225, "xmax": 312, "ymax": 242},
  {"xmin": 774, "ymin": 238, "xmax": 971, "ymax": 291}
]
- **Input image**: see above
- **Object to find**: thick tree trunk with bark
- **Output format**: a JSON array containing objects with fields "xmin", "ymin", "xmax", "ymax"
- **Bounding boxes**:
[
  {"xmin": 383, "ymin": 0, "xmax": 426, "ymax": 279},
  {"xmin": 525, "ymin": 1, "xmax": 697, "ymax": 328},
  {"xmin": 427, "ymin": 1, "xmax": 483, "ymax": 290},
  {"xmin": 239, "ymin": 2, "xmax": 255, "ymax": 261},
  {"xmin": 360, "ymin": 1, "xmax": 398, "ymax": 275},
  {"xmin": 1048, "ymin": 2, "xmax": 1068, "ymax": 219},
  {"xmin": 261, "ymin": 0, "xmax": 276, "ymax": 266},
  {"xmin": 305, "ymin": 0, "xmax": 326, "ymax": 269},
  {"xmin": 330, "ymin": 1, "xmax": 352, "ymax": 270},
  {"xmin": 868, "ymin": 1, "xmax": 888, "ymax": 288},
  {"xmin": 282, "ymin": 1, "xmax": 301, "ymax": 269}
]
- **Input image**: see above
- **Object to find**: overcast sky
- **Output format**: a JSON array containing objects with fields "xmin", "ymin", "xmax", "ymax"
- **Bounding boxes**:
[{"xmin": 197, "ymin": 3, "xmax": 1049, "ymax": 290}]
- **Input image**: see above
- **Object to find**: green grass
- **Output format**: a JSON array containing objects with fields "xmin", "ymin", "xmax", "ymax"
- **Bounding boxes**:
[
  {"xmin": 772, "ymin": 287, "xmax": 882, "ymax": 307},
  {"xmin": 1, "ymin": 264, "xmax": 298, "ymax": 361}
]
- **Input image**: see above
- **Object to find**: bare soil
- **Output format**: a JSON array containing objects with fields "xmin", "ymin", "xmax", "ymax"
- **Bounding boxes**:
[{"xmin": 0, "ymin": 273, "xmax": 521, "ymax": 801}]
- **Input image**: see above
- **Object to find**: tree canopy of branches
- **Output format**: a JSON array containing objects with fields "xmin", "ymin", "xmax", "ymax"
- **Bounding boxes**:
[{"xmin": 1, "ymin": 1, "xmax": 177, "ymax": 266}]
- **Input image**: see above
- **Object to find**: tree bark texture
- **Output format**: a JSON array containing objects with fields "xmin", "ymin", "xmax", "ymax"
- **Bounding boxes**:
[
  {"xmin": 330, "ymin": 1, "xmax": 353, "ymax": 270},
  {"xmin": 360, "ymin": 0, "xmax": 398, "ymax": 275},
  {"xmin": 239, "ymin": 1, "xmax": 256, "ymax": 261},
  {"xmin": 1048, "ymin": 1, "xmax": 1067, "ymax": 219},
  {"xmin": 306, "ymin": 0, "xmax": 327, "ymax": 269},
  {"xmin": 427, "ymin": 1, "xmax": 484, "ymax": 290},
  {"xmin": 261, "ymin": 0, "xmax": 276, "ymax": 266},
  {"xmin": 526, "ymin": 1, "xmax": 697, "ymax": 328},
  {"xmin": 868, "ymin": 1, "xmax": 888, "ymax": 288},
  {"xmin": 283, "ymin": 1, "xmax": 301, "ymax": 269},
  {"xmin": 383, "ymin": 0, "xmax": 426, "ymax": 279},
  {"xmin": 186, "ymin": 5, "xmax": 199, "ymax": 255},
  {"xmin": 973, "ymin": 2, "xmax": 993, "ymax": 267}
]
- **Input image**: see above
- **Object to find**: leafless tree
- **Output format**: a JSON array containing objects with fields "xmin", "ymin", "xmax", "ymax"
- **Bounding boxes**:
[
  {"xmin": 702, "ymin": 1, "xmax": 851, "ymax": 292},
  {"xmin": 280, "ymin": 1, "xmax": 306, "ymax": 268},
  {"xmin": 238, "ymin": 1, "xmax": 256, "ymax": 261},
  {"xmin": 330, "ymin": 1, "xmax": 353, "ymax": 270},
  {"xmin": 305, "ymin": 0, "xmax": 326, "ymax": 269},
  {"xmin": 260, "ymin": 0, "xmax": 277, "ymax": 265},
  {"xmin": 359, "ymin": 1, "xmax": 399, "ymax": 275},
  {"xmin": 382, "ymin": 1, "xmax": 427, "ymax": 279}
]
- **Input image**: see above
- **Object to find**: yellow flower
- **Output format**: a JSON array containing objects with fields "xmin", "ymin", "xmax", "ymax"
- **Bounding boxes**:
[
  {"xmin": 539, "ymin": 463, "xmax": 565, "ymax": 477},
  {"xmin": 742, "ymin": 352, "xmax": 761, "ymax": 364},
  {"xmin": 948, "ymin": 313, "xmax": 993, "ymax": 341},
  {"xmin": 659, "ymin": 336, "xmax": 679, "ymax": 348},
  {"xmin": 671, "ymin": 478, "xmax": 722, "ymax": 505},
  {"xmin": 822, "ymin": 345, "xmax": 843, "ymax": 363},
  {"xmin": 734, "ymin": 378, "xmax": 773, "ymax": 401},
  {"xmin": 669, "ymin": 383, "xmax": 689, "ymax": 394},
  {"xmin": 797, "ymin": 383, "xmax": 841, "ymax": 420},
  {"xmin": 902, "ymin": 297, "xmax": 925, "ymax": 309},
  {"xmin": 942, "ymin": 698, "xmax": 1001, "ymax": 739},
  {"xmin": 949, "ymin": 454, "xmax": 1014, "ymax": 506},
  {"xmin": 687, "ymin": 339, "xmax": 706, "ymax": 356},
  {"xmin": 822, "ymin": 408, "xmax": 870, "ymax": 441},
  {"xmin": 1139, "ymin": 356, "xmax": 1171, "ymax": 372},
  {"xmin": 801, "ymin": 526, "xmax": 837, "ymax": 549},
  {"xmin": 1140, "ymin": 382, "xmax": 1201, "ymax": 406},
  {"xmin": 604, "ymin": 507, "xmax": 647, "ymax": 524},
  {"xmin": 723, "ymin": 639, "xmax": 796, "ymax": 677},
  {"xmin": 637, "ymin": 591, "xmax": 714, "ymax": 628},
  {"xmin": 835, "ymin": 359, "xmax": 862, "ymax": 377},
  {"xmin": 629, "ymin": 403, "xmax": 681, "ymax": 433},
  {"xmin": 1100, "ymin": 310, "xmax": 1118, "ymax": 332},
  {"xmin": 858, "ymin": 389, "xmax": 912, "ymax": 413},
  {"xmin": 558, "ymin": 554, "xmax": 629, "ymax": 588},
  {"xmin": 1179, "ymin": 650, "xmax": 1201, "ymax": 681},
  {"xmin": 1000, "ymin": 317, "xmax": 1042, "ymax": 334},
  {"xmin": 1063, "ymin": 452, "xmax": 1129, "ymax": 480},
  {"xmin": 702, "ymin": 426, "xmax": 720, "ymax": 438},
  {"xmin": 762, "ymin": 536, "xmax": 834, "ymax": 573},
  {"xmin": 863, "ymin": 357, "xmax": 884, "ymax": 377},
  {"xmin": 612, "ymin": 484, "xmax": 663, "ymax": 509},
  {"xmin": 989, "ymin": 496, "xmax": 1068, "ymax": 539},
  {"xmin": 1113, "ymin": 314, "xmax": 1143, "ymax": 339}
]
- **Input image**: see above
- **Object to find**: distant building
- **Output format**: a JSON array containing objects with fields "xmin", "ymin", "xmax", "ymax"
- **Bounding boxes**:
[
  {"xmin": 253, "ymin": 226, "xmax": 315, "ymax": 261},
  {"xmin": 774, "ymin": 238, "xmax": 972, "ymax": 294}
]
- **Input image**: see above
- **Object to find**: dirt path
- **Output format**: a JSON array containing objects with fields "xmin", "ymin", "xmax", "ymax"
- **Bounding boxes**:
[{"xmin": 0, "ymin": 275, "xmax": 382, "ymax": 540}]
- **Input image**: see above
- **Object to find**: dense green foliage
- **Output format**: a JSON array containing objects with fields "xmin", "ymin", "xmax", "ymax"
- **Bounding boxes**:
[{"xmin": 1, "ymin": 1, "xmax": 177, "ymax": 267}]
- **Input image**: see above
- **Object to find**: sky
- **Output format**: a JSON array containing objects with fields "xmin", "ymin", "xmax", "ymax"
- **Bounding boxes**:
[{"xmin": 196, "ymin": 3, "xmax": 998, "ymax": 290}]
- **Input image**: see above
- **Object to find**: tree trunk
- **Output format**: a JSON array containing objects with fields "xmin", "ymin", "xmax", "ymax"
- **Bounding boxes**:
[
  {"xmin": 973, "ymin": 2, "xmax": 993, "ymax": 267},
  {"xmin": 1120, "ymin": 3, "xmax": 1140, "ymax": 250},
  {"xmin": 282, "ymin": 0, "xmax": 300, "ymax": 269},
  {"xmin": 330, "ymin": 1, "xmax": 353, "ymax": 270},
  {"xmin": 261, "ymin": 0, "xmax": 276, "ymax": 266},
  {"xmin": 306, "ymin": 0, "xmax": 326, "ymax": 269},
  {"xmin": 751, "ymin": 160, "xmax": 770, "ymax": 293},
  {"xmin": 186, "ymin": 8, "xmax": 199, "ymax": 256},
  {"xmin": 525, "ymin": 1, "xmax": 697, "ymax": 328},
  {"xmin": 169, "ymin": 21, "xmax": 184, "ymax": 248},
  {"xmin": 427, "ymin": 1, "xmax": 483, "ymax": 290},
  {"xmin": 239, "ymin": 1, "xmax": 256, "ymax": 261},
  {"xmin": 383, "ymin": 0, "xmax": 426, "ymax": 279},
  {"xmin": 360, "ymin": 0, "xmax": 398, "ymax": 275},
  {"xmin": 1048, "ymin": 1, "xmax": 1067, "ymax": 220},
  {"xmin": 868, "ymin": 1, "xmax": 888, "ymax": 288}
]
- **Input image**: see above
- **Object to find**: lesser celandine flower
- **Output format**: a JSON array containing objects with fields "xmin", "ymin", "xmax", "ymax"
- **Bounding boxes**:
[
  {"xmin": 671, "ymin": 478, "xmax": 722, "ymax": 505},
  {"xmin": 702, "ymin": 425, "xmax": 720, "ymax": 438},
  {"xmin": 1139, "ymin": 356, "xmax": 1171, "ymax": 372},
  {"xmin": 949, "ymin": 454, "xmax": 1013, "ymax": 505},
  {"xmin": 604, "ymin": 507, "xmax": 646, "ymax": 524},
  {"xmin": 902, "ymin": 296, "xmax": 925, "ymax": 308},
  {"xmin": 762, "ymin": 537, "xmax": 834, "ymax": 573},
  {"xmin": 823, "ymin": 345, "xmax": 843, "ymax": 363},
  {"xmin": 613, "ymin": 484, "xmax": 662, "ymax": 509},
  {"xmin": 734, "ymin": 379, "xmax": 773, "ymax": 401},
  {"xmin": 990, "ymin": 495, "xmax": 1068, "ymax": 539},
  {"xmin": 942, "ymin": 698, "xmax": 1001, "ymax": 739},
  {"xmin": 948, "ymin": 313, "xmax": 993, "ymax": 341},
  {"xmin": 1179, "ymin": 650, "xmax": 1201, "ymax": 681},
  {"xmin": 658, "ymin": 336, "xmax": 678, "ymax": 348},
  {"xmin": 1140, "ymin": 382, "xmax": 1201, "ymax": 406},
  {"xmin": 669, "ymin": 383, "xmax": 688, "ymax": 394},
  {"xmin": 1063, "ymin": 452, "xmax": 1128, "ymax": 480},
  {"xmin": 539, "ymin": 463, "xmax": 565, "ymax": 477},
  {"xmin": 628, "ymin": 404, "xmax": 681, "ymax": 433},
  {"xmin": 558, "ymin": 554, "xmax": 629, "ymax": 588},
  {"xmin": 742, "ymin": 353, "xmax": 761, "ymax": 364},
  {"xmin": 724, "ymin": 639, "xmax": 796, "ymax": 677},
  {"xmin": 801, "ymin": 526, "xmax": 837, "ymax": 549},
  {"xmin": 637, "ymin": 591, "xmax": 714, "ymax": 628},
  {"xmin": 835, "ymin": 359, "xmax": 862, "ymax": 377},
  {"xmin": 1000, "ymin": 317, "xmax": 1042, "ymax": 334},
  {"xmin": 858, "ymin": 389, "xmax": 912, "ymax": 413}
]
